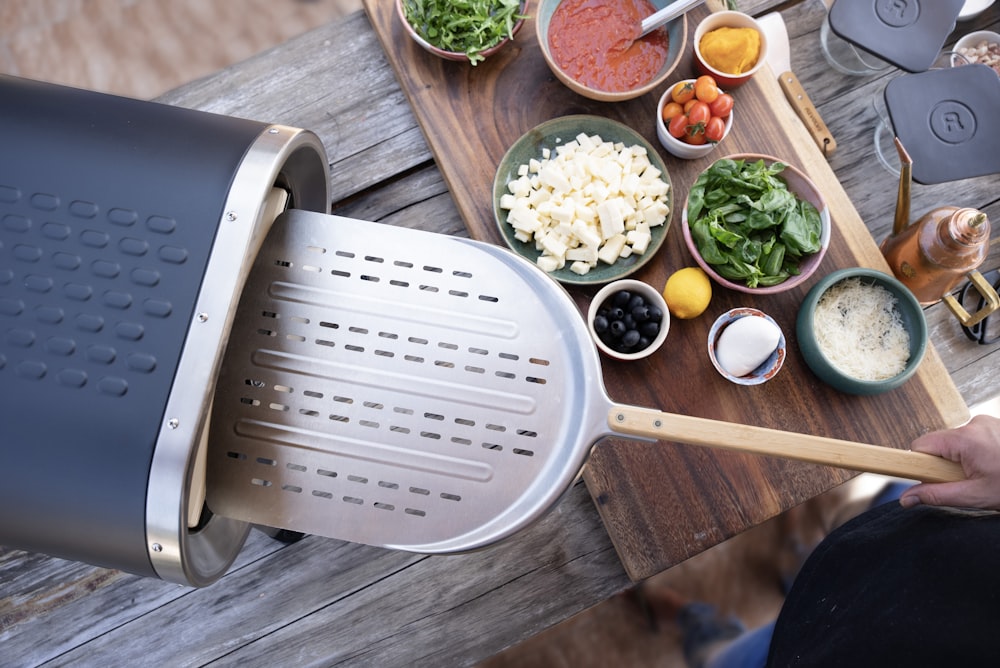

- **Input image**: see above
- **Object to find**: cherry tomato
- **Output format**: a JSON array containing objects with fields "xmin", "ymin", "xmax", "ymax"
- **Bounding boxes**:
[
  {"xmin": 661, "ymin": 101, "xmax": 684, "ymax": 123},
  {"xmin": 695, "ymin": 74, "xmax": 717, "ymax": 89},
  {"xmin": 687, "ymin": 100, "xmax": 711, "ymax": 127},
  {"xmin": 668, "ymin": 113, "xmax": 688, "ymax": 139},
  {"xmin": 683, "ymin": 99, "xmax": 698, "ymax": 113},
  {"xmin": 670, "ymin": 80, "xmax": 695, "ymax": 105},
  {"xmin": 708, "ymin": 93, "xmax": 734, "ymax": 118},
  {"xmin": 684, "ymin": 126, "xmax": 707, "ymax": 145},
  {"xmin": 705, "ymin": 116, "xmax": 726, "ymax": 142},
  {"xmin": 694, "ymin": 75, "xmax": 720, "ymax": 103}
]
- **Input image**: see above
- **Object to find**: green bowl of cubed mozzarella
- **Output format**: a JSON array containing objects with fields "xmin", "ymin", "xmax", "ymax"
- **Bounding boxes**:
[{"xmin": 493, "ymin": 115, "xmax": 673, "ymax": 285}]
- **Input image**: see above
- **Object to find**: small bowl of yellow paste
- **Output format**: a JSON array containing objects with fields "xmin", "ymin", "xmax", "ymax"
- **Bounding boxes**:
[{"xmin": 693, "ymin": 11, "xmax": 768, "ymax": 88}]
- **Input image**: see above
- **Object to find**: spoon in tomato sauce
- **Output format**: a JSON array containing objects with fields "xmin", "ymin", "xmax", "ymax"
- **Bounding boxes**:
[{"xmin": 637, "ymin": 0, "xmax": 705, "ymax": 39}]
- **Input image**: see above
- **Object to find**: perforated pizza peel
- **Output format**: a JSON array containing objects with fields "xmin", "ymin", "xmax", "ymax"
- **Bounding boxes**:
[{"xmin": 207, "ymin": 210, "xmax": 963, "ymax": 553}]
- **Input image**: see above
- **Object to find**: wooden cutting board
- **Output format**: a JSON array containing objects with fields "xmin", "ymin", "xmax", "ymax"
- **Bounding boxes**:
[{"xmin": 364, "ymin": 0, "xmax": 969, "ymax": 580}]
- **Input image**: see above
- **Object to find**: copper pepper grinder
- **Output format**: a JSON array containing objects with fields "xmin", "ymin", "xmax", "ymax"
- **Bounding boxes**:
[{"xmin": 880, "ymin": 138, "xmax": 999, "ymax": 327}]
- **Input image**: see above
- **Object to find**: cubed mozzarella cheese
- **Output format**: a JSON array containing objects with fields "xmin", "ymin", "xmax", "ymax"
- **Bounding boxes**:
[
  {"xmin": 500, "ymin": 134, "xmax": 671, "ymax": 272},
  {"xmin": 598, "ymin": 234, "xmax": 627, "ymax": 264}
]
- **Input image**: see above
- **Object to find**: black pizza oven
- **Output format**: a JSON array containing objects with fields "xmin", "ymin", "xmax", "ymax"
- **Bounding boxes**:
[{"xmin": 0, "ymin": 75, "xmax": 330, "ymax": 586}]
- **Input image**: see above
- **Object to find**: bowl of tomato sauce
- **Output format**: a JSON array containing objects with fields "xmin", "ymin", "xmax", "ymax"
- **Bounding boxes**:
[{"xmin": 536, "ymin": 0, "xmax": 688, "ymax": 102}]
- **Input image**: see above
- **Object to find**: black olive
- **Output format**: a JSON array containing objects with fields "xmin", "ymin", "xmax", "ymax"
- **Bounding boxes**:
[
  {"xmin": 632, "ymin": 305, "xmax": 650, "ymax": 322},
  {"xmin": 627, "ymin": 294, "xmax": 645, "ymax": 311},
  {"xmin": 622, "ymin": 329, "xmax": 641, "ymax": 348},
  {"xmin": 612, "ymin": 290, "xmax": 631, "ymax": 307},
  {"xmin": 593, "ymin": 314, "xmax": 609, "ymax": 333},
  {"xmin": 609, "ymin": 307, "xmax": 625, "ymax": 321},
  {"xmin": 640, "ymin": 321, "xmax": 660, "ymax": 338},
  {"xmin": 609, "ymin": 320, "xmax": 626, "ymax": 338}
]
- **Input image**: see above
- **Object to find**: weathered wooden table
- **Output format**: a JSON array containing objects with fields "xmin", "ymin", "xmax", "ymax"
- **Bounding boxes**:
[{"xmin": 2, "ymin": 0, "xmax": 997, "ymax": 665}]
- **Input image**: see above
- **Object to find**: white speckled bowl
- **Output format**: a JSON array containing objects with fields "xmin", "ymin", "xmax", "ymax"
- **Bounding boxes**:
[
  {"xmin": 707, "ymin": 307, "xmax": 785, "ymax": 385},
  {"xmin": 953, "ymin": 30, "xmax": 1000, "ymax": 74}
]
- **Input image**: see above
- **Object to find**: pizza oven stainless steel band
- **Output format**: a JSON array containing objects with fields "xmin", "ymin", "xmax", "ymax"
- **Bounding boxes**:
[{"xmin": 146, "ymin": 125, "xmax": 329, "ymax": 587}]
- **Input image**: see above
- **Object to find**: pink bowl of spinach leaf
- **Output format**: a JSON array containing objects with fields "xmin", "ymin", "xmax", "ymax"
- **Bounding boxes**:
[{"xmin": 681, "ymin": 154, "xmax": 831, "ymax": 295}]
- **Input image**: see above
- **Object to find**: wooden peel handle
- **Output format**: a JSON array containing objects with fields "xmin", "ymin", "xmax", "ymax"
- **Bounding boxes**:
[
  {"xmin": 609, "ymin": 405, "xmax": 965, "ymax": 483},
  {"xmin": 777, "ymin": 70, "xmax": 837, "ymax": 156}
]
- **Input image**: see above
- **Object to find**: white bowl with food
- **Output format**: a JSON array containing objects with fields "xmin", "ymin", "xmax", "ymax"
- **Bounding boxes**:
[
  {"xmin": 589, "ymin": 279, "xmax": 670, "ymax": 360},
  {"xmin": 692, "ymin": 10, "xmax": 768, "ymax": 89},
  {"xmin": 953, "ymin": 30, "xmax": 1000, "ymax": 75},
  {"xmin": 656, "ymin": 77, "xmax": 735, "ymax": 160}
]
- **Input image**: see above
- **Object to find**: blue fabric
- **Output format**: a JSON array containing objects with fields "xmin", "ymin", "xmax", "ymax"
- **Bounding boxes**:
[
  {"xmin": 868, "ymin": 480, "xmax": 912, "ymax": 508},
  {"xmin": 705, "ymin": 621, "xmax": 774, "ymax": 668}
]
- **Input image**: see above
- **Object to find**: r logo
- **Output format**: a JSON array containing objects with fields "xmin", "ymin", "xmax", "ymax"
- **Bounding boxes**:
[
  {"xmin": 929, "ymin": 101, "xmax": 976, "ymax": 145},
  {"xmin": 875, "ymin": 0, "xmax": 919, "ymax": 28}
]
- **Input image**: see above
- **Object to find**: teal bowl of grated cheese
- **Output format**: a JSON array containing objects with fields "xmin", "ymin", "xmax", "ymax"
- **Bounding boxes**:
[{"xmin": 796, "ymin": 268, "xmax": 927, "ymax": 395}]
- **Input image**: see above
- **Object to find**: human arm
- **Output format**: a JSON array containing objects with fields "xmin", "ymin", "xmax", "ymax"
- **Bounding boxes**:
[{"xmin": 900, "ymin": 415, "xmax": 1000, "ymax": 510}]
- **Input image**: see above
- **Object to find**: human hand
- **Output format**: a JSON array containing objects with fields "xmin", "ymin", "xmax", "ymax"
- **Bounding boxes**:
[{"xmin": 900, "ymin": 415, "xmax": 1000, "ymax": 511}]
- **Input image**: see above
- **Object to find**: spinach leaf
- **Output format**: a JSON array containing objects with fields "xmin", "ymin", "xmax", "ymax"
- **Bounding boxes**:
[{"xmin": 780, "ymin": 199, "xmax": 823, "ymax": 257}]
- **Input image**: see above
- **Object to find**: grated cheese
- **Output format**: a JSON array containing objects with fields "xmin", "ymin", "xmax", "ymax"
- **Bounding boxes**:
[
  {"xmin": 813, "ymin": 277, "xmax": 910, "ymax": 381},
  {"xmin": 499, "ymin": 132, "xmax": 670, "ymax": 274}
]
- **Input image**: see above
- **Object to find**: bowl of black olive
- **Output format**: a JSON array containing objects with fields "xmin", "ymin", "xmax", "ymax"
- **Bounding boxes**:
[{"xmin": 588, "ymin": 279, "xmax": 670, "ymax": 361}]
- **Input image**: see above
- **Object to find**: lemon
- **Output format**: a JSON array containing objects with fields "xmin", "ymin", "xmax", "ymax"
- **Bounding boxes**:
[{"xmin": 663, "ymin": 267, "xmax": 712, "ymax": 319}]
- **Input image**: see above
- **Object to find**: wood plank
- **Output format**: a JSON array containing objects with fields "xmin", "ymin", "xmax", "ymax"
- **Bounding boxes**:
[
  {"xmin": 11, "ymin": 483, "xmax": 628, "ymax": 667},
  {"xmin": 0, "ymin": 531, "xmax": 289, "ymax": 664},
  {"xmin": 157, "ymin": 12, "xmax": 432, "ymax": 205},
  {"xmin": 365, "ymin": 0, "xmax": 971, "ymax": 581}
]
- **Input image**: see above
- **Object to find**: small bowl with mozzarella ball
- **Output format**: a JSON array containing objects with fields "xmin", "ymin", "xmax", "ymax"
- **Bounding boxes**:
[
  {"xmin": 588, "ymin": 279, "xmax": 670, "ymax": 361},
  {"xmin": 708, "ymin": 307, "xmax": 785, "ymax": 385},
  {"xmin": 796, "ymin": 268, "xmax": 927, "ymax": 396},
  {"xmin": 536, "ymin": 0, "xmax": 688, "ymax": 102}
]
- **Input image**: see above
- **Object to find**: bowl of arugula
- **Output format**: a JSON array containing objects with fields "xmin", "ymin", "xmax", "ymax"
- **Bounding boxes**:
[
  {"xmin": 396, "ymin": 0, "xmax": 528, "ymax": 65},
  {"xmin": 681, "ymin": 154, "xmax": 831, "ymax": 295}
]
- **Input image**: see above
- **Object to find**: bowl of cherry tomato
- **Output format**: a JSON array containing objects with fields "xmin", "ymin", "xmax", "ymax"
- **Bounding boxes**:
[{"xmin": 656, "ymin": 76, "xmax": 734, "ymax": 160}]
